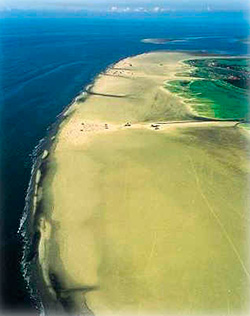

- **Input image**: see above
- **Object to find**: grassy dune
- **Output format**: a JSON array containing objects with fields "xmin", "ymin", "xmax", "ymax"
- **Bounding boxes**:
[{"xmin": 39, "ymin": 52, "xmax": 250, "ymax": 315}]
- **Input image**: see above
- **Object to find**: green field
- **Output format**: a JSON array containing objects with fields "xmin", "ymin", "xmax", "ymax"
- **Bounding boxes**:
[{"xmin": 166, "ymin": 58, "xmax": 250, "ymax": 120}]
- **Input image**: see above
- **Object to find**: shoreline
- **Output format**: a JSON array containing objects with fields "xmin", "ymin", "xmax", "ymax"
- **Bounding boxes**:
[
  {"xmin": 22, "ymin": 51, "xmax": 250, "ymax": 315},
  {"xmin": 19, "ymin": 81, "xmax": 92, "ymax": 313}
]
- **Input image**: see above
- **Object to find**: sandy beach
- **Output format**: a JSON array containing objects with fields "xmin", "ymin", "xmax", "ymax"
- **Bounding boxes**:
[{"xmin": 37, "ymin": 52, "xmax": 250, "ymax": 315}]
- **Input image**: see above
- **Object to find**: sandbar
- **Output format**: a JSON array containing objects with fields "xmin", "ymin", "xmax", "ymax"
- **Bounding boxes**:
[{"xmin": 37, "ymin": 52, "xmax": 250, "ymax": 315}]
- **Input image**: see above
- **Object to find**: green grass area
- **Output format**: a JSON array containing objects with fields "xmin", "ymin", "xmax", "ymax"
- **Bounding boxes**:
[
  {"xmin": 166, "ymin": 79, "xmax": 249, "ymax": 120},
  {"xmin": 166, "ymin": 57, "xmax": 250, "ymax": 121}
]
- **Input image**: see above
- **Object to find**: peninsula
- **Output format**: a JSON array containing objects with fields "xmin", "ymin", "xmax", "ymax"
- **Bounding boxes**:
[{"xmin": 35, "ymin": 52, "xmax": 250, "ymax": 315}]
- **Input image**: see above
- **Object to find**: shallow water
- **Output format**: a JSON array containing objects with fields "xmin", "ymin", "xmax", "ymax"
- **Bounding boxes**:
[{"xmin": 166, "ymin": 58, "xmax": 250, "ymax": 120}]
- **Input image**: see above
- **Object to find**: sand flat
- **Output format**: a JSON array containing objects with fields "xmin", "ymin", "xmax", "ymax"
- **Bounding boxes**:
[{"xmin": 40, "ymin": 52, "xmax": 250, "ymax": 315}]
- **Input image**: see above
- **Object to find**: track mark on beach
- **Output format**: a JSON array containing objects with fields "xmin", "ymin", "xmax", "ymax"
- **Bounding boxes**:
[
  {"xmin": 227, "ymin": 294, "xmax": 231, "ymax": 316},
  {"xmin": 60, "ymin": 285, "xmax": 99, "ymax": 294},
  {"xmin": 103, "ymin": 73, "xmax": 133, "ymax": 80},
  {"xmin": 144, "ymin": 231, "xmax": 158, "ymax": 272},
  {"xmin": 87, "ymin": 91, "xmax": 129, "ymax": 98},
  {"xmin": 206, "ymin": 185, "xmax": 250, "ymax": 223},
  {"xmin": 188, "ymin": 154, "xmax": 250, "ymax": 281}
]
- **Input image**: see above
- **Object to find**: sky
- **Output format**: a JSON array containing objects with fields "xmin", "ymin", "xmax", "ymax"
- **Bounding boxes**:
[{"xmin": 0, "ymin": 0, "xmax": 249, "ymax": 12}]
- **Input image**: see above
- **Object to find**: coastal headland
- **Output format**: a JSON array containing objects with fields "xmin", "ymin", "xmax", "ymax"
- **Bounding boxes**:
[{"xmin": 33, "ymin": 52, "xmax": 250, "ymax": 315}]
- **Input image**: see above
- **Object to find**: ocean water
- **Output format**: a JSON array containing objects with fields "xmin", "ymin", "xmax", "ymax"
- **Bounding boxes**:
[{"xmin": 0, "ymin": 11, "xmax": 249, "ymax": 313}]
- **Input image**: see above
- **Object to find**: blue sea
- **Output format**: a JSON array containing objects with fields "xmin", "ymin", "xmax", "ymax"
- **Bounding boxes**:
[{"xmin": 0, "ymin": 10, "xmax": 249, "ymax": 313}]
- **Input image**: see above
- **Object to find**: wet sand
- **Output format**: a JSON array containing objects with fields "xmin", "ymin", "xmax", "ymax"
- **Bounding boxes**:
[{"xmin": 37, "ymin": 52, "xmax": 250, "ymax": 315}]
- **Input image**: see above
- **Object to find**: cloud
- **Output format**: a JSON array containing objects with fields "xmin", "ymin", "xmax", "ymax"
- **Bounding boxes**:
[
  {"xmin": 2, "ymin": 0, "xmax": 248, "ymax": 12},
  {"xmin": 109, "ymin": 6, "xmax": 131, "ymax": 12},
  {"xmin": 110, "ymin": 6, "xmax": 118, "ymax": 11},
  {"xmin": 123, "ymin": 7, "xmax": 131, "ymax": 12},
  {"xmin": 108, "ymin": 5, "xmax": 172, "ymax": 13},
  {"xmin": 153, "ymin": 6, "xmax": 160, "ymax": 12}
]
